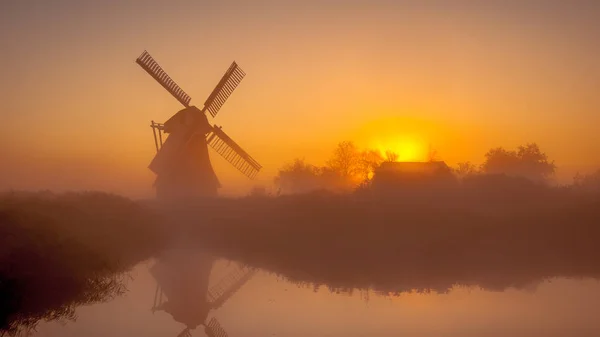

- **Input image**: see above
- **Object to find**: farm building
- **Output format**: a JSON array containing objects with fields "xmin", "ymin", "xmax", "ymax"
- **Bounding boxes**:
[{"xmin": 370, "ymin": 161, "xmax": 457, "ymax": 192}]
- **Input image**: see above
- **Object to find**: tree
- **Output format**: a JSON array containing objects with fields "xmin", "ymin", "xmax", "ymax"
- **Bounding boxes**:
[
  {"xmin": 249, "ymin": 186, "xmax": 268, "ymax": 197},
  {"xmin": 326, "ymin": 141, "xmax": 362, "ymax": 180},
  {"xmin": 516, "ymin": 143, "xmax": 556, "ymax": 180},
  {"xmin": 481, "ymin": 143, "xmax": 556, "ymax": 183},
  {"xmin": 274, "ymin": 158, "xmax": 322, "ymax": 194},
  {"xmin": 318, "ymin": 166, "xmax": 349, "ymax": 192},
  {"xmin": 274, "ymin": 157, "xmax": 351, "ymax": 194},
  {"xmin": 453, "ymin": 161, "xmax": 479, "ymax": 179},
  {"xmin": 357, "ymin": 149, "xmax": 384, "ymax": 181},
  {"xmin": 573, "ymin": 169, "xmax": 600, "ymax": 192},
  {"xmin": 427, "ymin": 144, "xmax": 440, "ymax": 162},
  {"xmin": 384, "ymin": 150, "xmax": 399, "ymax": 162}
]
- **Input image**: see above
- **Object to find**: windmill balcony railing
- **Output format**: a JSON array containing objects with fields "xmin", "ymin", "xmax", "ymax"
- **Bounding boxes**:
[{"xmin": 150, "ymin": 120, "xmax": 166, "ymax": 152}]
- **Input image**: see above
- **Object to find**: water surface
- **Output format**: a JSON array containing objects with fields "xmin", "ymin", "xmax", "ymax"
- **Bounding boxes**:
[{"xmin": 31, "ymin": 255, "xmax": 600, "ymax": 337}]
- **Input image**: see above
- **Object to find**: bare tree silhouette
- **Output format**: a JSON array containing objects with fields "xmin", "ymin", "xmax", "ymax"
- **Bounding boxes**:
[
  {"xmin": 357, "ymin": 149, "xmax": 384, "ymax": 181},
  {"xmin": 453, "ymin": 161, "xmax": 479, "ymax": 179},
  {"xmin": 384, "ymin": 150, "xmax": 399, "ymax": 162},
  {"xmin": 326, "ymin": 141, "xmax": 362, "ymax": 180},
  {"xmin": 276, "ymin": 142, "xmax": 386, "ymax": 193},
  {"xmin": 427, "ymin": 144, "xmax": 440, "ymax": 162}
]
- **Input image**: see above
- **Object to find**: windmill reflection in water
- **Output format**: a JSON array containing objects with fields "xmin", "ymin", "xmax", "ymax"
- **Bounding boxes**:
[{"xmin": 150, "ymin": 249, "xmax": 256, "ymax": 337}]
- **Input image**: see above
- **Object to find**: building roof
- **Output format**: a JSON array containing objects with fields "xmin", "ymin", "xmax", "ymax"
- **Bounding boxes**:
[{"xmin": 376, "ymin": 161, "xmax": 450, "ymax": 175}]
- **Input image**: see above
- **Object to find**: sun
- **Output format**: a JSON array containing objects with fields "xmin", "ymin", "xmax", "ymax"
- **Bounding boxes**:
[
  {"xmin": 376, "ymin": 137, "xmax": 428, "ymax": 162},
  {"xmin": 353, "ymin": 116, "xmax": 440, "ymax": 163}
]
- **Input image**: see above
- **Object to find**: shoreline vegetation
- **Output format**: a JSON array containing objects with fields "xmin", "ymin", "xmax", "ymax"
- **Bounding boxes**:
[
  {"xmin": 1, "ymin": 177, "xmax": 600, "ymax": 335},
  {"xmin": 0, "ymin": 192, "xmax": 165, "ymax": 336}
]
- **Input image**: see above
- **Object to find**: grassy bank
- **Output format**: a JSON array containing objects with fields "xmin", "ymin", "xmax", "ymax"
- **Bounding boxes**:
[{"xmin": 0, "ymin": 191, "xmax": 165, "ymax": 336}]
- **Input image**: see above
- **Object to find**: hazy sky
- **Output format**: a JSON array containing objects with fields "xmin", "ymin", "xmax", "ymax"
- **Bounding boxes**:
[{"xmin": 1, "ymin": 0, "xmax": 599, "ymax": 197}]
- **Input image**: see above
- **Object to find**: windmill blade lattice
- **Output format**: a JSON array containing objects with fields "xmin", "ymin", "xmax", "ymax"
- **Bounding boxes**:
[
  {"xmin": 176, "ymin": 327, "xmax": 192, "ymax": 337},
  {"xmin": 136, "ymin": 50, "xmax": 192, "ymax": 107},
  {"xmin": 205, "ymin": 317, "xmax": 228, "ymax": 337},
  {"xmin": 202, "ymin": 62, "xmax": 246, "ymax": 118},
  {"xmin": 206, "ymin": 126, "xmax": 262, "ymax": 179},
  {"xmin": 207, "ymin": 266, "xmax": 256, "ymax": 309}
]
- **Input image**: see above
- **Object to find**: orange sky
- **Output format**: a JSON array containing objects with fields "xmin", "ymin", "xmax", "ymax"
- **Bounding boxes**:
[{"xmin": 1, "ymin": 1, "xmax": 599, "ymax": 197}]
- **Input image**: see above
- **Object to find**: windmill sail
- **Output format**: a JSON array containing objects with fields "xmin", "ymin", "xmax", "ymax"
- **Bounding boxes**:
[
  {"xmin": 202, "ymin": 62, "xmax": 246, "ymax": 118},
  {"xmin": 206, "ymin": 126, "xmax": 262, "ymax": 179},
  {"xmin": 205, "ymin": 317, "xmax": 228, "ymax": 337},
  {"xmin": 207, "ymin": 266, "xmax": 256, "ymax": 309},
  {"xmin": 136, "ymin": 50, "xmax": 192, "ymax": 107},
  {"xmin": 176, "ymin": 328, "xmax": 192, "ymax": 337}
]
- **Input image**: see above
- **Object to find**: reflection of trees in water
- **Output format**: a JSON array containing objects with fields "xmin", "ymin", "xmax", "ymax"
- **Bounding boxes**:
[
  {"xmin": 225, "ymin": 241, "xmax": 600, "ymax": 298},
  {"xmin": 1, "ymin": 272, "xmax": 127, "ymax": 337},
  {"xmin": 0, "ymin": 192, "xmax": 163, "ymax": 337},
  {"xmin": 281, "ymin": 266, "xmax": 584, "ymax": 297}
]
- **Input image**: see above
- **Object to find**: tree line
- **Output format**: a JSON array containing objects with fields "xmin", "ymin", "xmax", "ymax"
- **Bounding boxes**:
[{"xmin": 270, "ymin": 140, "xmax": 600, "ymax": 195}]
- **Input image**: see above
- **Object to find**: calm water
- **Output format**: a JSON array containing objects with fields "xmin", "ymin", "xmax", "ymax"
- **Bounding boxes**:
[{"xmin": 31, "ymin": 251, "xmax": 600, "ymax": 337}]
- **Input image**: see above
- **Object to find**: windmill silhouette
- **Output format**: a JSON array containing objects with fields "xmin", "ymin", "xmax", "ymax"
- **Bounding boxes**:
[
  {"xmin": 150, "ymin": 249, "xmax": 256, "ymax": 337},
  {"xmin": 136, "ymin": 50, "xmax": 262, "ymax": 199}
]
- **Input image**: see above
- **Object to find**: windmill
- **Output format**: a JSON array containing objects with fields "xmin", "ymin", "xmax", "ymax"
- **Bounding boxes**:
[
  {"xmin": 150, "ymin": 249, "xmax": 256, "ymax": 337},
  {"xmin": 136, "ymin": 50, "xmax": 262, "ymax": 199}
]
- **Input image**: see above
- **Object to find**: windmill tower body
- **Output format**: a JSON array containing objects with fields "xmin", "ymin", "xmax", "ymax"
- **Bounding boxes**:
[
  {"xmin": 150, "ymin": 107, "xmax": 220, "ymax": 199},
  {"xmin": 136, "ymin": 51, "xmax": 262, "ymax": 200}
]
